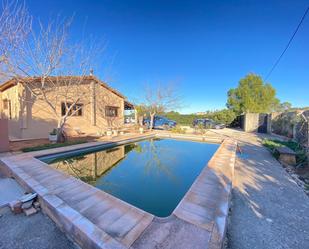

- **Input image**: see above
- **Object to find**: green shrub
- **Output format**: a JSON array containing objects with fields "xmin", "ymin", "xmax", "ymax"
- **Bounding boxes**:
[
  {"xmin": 49, "ymin": 129, "xmax": 57, "ymax": 135},
  {"xmin": 170, "ymin": 125, "xmax": 186, "ymax": 134},
  {"xmin": 164, "ymin": 109, "xmax": 236, "ymax": 126},
  {"xmin": 262, "ymin": 139, "xmax": 307, "ymax": 165},
  {"xmin": 22, "ymin": 140, "xmax": 87, "ymax": 152}
]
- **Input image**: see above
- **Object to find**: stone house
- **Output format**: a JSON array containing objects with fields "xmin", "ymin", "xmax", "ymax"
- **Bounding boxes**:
[
  {"xmin": 51, "ymin": 145, "xmax": 125, "ymax": 182},
  {"xmin": 0, "ymin": 75, "xmax": 133, "ymax": 140}
]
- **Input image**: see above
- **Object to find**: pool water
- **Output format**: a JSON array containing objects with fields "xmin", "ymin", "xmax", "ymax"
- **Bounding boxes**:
[{"xmin": 46, "ymin": 138, "xmax": 219, "ymax": 217}]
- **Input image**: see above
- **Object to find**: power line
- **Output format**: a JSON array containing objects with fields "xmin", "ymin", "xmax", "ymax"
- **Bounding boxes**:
[{"xmin": 264, "ymin": 6, "xmax": 309, "ymax": 81}]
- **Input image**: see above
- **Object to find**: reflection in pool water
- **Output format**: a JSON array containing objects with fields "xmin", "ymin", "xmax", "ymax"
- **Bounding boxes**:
[{"xmin": 48, "ymin": 138, "xmax": 219, "ymax": 217}]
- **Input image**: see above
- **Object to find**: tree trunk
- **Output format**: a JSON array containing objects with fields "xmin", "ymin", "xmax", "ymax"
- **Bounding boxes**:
[
  {"xmin": 134, "ymin": 109, "xmax": 138, "ymax": 124},
  {"xmin": 138, "ymin": 116, "xmax": 144, "ymax": 127},
  {"xmin": 56, "ymin": 119, "xmax": 66, "ymax": 143},
  {"xmin": 149, "ymin": 113, "xmax": 155, "ymax": 131}
]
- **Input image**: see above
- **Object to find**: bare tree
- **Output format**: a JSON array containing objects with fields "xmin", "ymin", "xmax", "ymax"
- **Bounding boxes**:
[
  {"xmin": 2, "ymin": 14, "xmax": 104, "ymax": 141},
  {"xmin": 0, "ymin": 0, "xmax": 31, "ymax": 80},
  {"xmin": 134, "ymin": 104, "xmax": 147, "ymax": 127},
  {"xmin": 144, "ymin": 83, "xmax": 180, "ymax": 130}
]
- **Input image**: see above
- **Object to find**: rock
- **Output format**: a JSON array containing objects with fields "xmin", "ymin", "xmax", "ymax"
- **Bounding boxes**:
[
  {"xmin": 21, "ymin": 200, "xmax": 33, "ymax": 210},
  {"xmin": 33, "ymin": 201, "xmax": 40, "ymax": 209},
  {"xmin": 9, "ymin": 200, "xmax": 22, "ymax": 214},
  {"xmin": 20, "ymin": 193, "xmax": 37, "ymax": 203},
  {"xmin": 23, "ymin": 207, "xmax": 37, "ymax": 216},
  {"xmin": 291, "ymin": 174, "xmax": 298, "ymax": 179}
]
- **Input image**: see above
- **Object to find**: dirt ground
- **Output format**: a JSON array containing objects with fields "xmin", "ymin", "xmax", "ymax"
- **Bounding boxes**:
[{"xmin": 0, "ymin": 207, "xmax": 79, "ymax": 249}]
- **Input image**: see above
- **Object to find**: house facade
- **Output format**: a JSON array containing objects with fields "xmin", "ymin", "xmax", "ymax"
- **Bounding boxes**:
[{"xmin": 0, "ymin": 75, "xmax": 132, "ymax": 140}]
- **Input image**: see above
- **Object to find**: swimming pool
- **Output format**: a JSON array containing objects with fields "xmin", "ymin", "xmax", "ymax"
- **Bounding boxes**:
[{"xmin": 42, "ymin": 138, "xmax": 219, "ymax": 217}]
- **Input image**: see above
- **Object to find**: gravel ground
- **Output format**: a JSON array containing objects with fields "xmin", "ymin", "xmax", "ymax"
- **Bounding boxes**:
[{"xmin": 0, "ymin": 207, "xmax": 79, "ymax": 249}]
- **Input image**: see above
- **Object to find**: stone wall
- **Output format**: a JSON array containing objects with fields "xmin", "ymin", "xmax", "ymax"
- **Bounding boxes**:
[{"xmin": 270, "ymin": 110, "xmax": 309, "ymax": 148}]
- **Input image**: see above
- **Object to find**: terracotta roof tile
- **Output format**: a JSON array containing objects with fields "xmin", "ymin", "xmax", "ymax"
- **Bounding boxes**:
[{"xmin": 0, "ymin": 75, "xmax": 125, "ymax": 99}]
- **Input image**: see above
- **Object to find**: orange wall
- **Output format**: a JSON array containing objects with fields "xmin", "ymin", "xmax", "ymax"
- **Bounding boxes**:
[
  {"xmin": 0, "ymin": 119, "xmax": 9, "ymax": 152},
  {"xmin": 0, "ymin": 79, "xmax": 125, "ymax": 139}
]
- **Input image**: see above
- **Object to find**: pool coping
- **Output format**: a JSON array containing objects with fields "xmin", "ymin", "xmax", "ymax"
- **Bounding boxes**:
[{"xmin": 0, "ymin": 133, "xmax": 236, "ymax": 249}]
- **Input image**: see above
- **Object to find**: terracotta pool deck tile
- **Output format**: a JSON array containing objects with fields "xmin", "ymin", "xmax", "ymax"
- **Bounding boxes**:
[
  {"xmin": 35, "ymin": 171, "xmax": 65, "ymax": 184},
  {"xmin": 70, "ymin": 216, "xmax": 126, "ymax": 249},
  {"xmin": 91, "ymin": 205, "xmax": 115, "ymax": 224},
  {"xmin": 39, "ymin": 174, "xmax": 68, "ymax": 186},
  {"xmin": 42, "ymin": 194, "xmax": 126, "ymax": 249},
  {"xmin": 64, "ymin": 187, "xmax": 99, "ymax": 206},
  {"xmin": 26, "ymin": 169, "xmax": 53, "ymax": 181},
  {"xmin": 21, "ymin": 168, "xmax": 47, "ymax": 179},
  {"xmin": 193, "ymin": 181, "xmax": 229, "ymax": 200},
  {"xmin": 194, "ymin": 173, "xmax": 223, "ymax": 187},
  {"xmin": 14, "ymin": 158, "xmax": 43, "ymax": 168},
  {"xmin": 16, "ymin": 161, "xmax": 45, "ymax": 171},
  {"xmin": 32, "ymin": 184, "xmax": 49, "ymax": 196},
  {"xmin": 75, "ymin": 193, "xmax": 112, "ymax": 214},
  {"xmin": 57, "ymin": 202, "xmax": 83, "ymax": 224},
  {"xmin": 11, "ymin": 167, "xmax": 27, "ymax": 177},
  {"xmin": 20, "ymin": 176, "xmax": 41, "ymax": 189},
  {"xmin": 121, "ymin": 214, "xmax": 153, "ymax": 247},
  {"xmin": 178, "ymin": 202, "xmax": 216, "ymax": 222},
  {"xmin": 174, "ymin": 207, "xmax": 214, "ymax": 232},
  {"xmin": 43, "ymin": 194, "xmax": 65, "ymax": 208},
  {"xmin": 57, "ymin": 182, "xmax": 93, "ymax": 199},
  {"xmin": 186, "ymin": 192, "xmax": 218, "ymax": 210},
  {"xmin": 81, "ymin": 199, "xmax": 114, "ymax": 221},
  {"xmin": 172, "ymin": 138, "xmax": 236, "ymax": 246},
  {"xmin": 48, "ymin": 178, "xmax": 81, "ymax": 194},
  {"xmin": 96, "ymin": 207, "xmax": 130, "ymax": 231},
  {"xmin": 15, "ymin": 172, "xmax": 32, "ymax": 183},
  {"xmin": 56, "ymin": 185, "xmax": 88, "ymax": 200},
  {"xmin": 0, "ymin": 133, "xmax": 237, "ymax": 249},
  {"xmin": 106, "ymin": 208, "xmax": 145, "ymax": 239}
]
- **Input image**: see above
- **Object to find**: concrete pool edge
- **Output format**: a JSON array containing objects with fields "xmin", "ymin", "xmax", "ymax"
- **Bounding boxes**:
[
  {"xmin": 0, "ymin": 133, "xmax": 236, "ymax": 249},
  {"xmin": 173, "ymin": 138, "xmax": 236, "ymax": 248}
]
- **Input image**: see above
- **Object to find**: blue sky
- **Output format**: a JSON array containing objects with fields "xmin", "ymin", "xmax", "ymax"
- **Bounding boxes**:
[{"xmin": 27, "ymin": 0, "xmax": 308, "ymax": 113}]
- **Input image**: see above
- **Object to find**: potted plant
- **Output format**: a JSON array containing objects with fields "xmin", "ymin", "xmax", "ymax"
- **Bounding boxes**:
[
  {"xmin": 113, "ymin": 129, "xmax": 118, "ymax": 136},
  {"xmin": 106, "ymin": 128, "xmax": 112, "ymax": 136},
  {"xmin": 49, "ymin": 129, "xmax": 58, "ymax": 143}
]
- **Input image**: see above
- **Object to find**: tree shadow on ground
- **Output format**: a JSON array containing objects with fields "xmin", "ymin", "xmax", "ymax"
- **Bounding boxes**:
[{"xmin": 226, "ymin": 134, "xmax": 309, "ymax": 249}]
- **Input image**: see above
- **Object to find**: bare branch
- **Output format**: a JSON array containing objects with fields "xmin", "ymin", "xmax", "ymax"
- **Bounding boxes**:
[
  {"xmin": 0, "ymin": 0, "xmax": 31, "ymax": 81},
  {"xmin": 1, "ymin": 9, "xmax": 106, "ymax": 141},
  {"xmin": 141, "ymin": 81, "xmax": 181, "ymax": 130}
]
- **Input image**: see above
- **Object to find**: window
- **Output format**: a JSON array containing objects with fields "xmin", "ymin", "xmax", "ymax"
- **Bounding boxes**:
[
  {"xmin": 61, "ymin": 102, "xmax": 83, "ymax": 116},
  {"xmin": 2, "ymin": 99, "xmax": 12, "ymax": 119},
  {"xmin": 3, "ymin": 99, "xmax": 9, "ymax": 110},
  {"xmin": 105, "ymin": 106, "xmax": 118, "ymax": 117}
]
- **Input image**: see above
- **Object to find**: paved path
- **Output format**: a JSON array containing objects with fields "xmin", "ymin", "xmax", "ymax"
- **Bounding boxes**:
[{"xmin": 215, "ymin": 129, "xmax": 309, "ymax": 249}]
